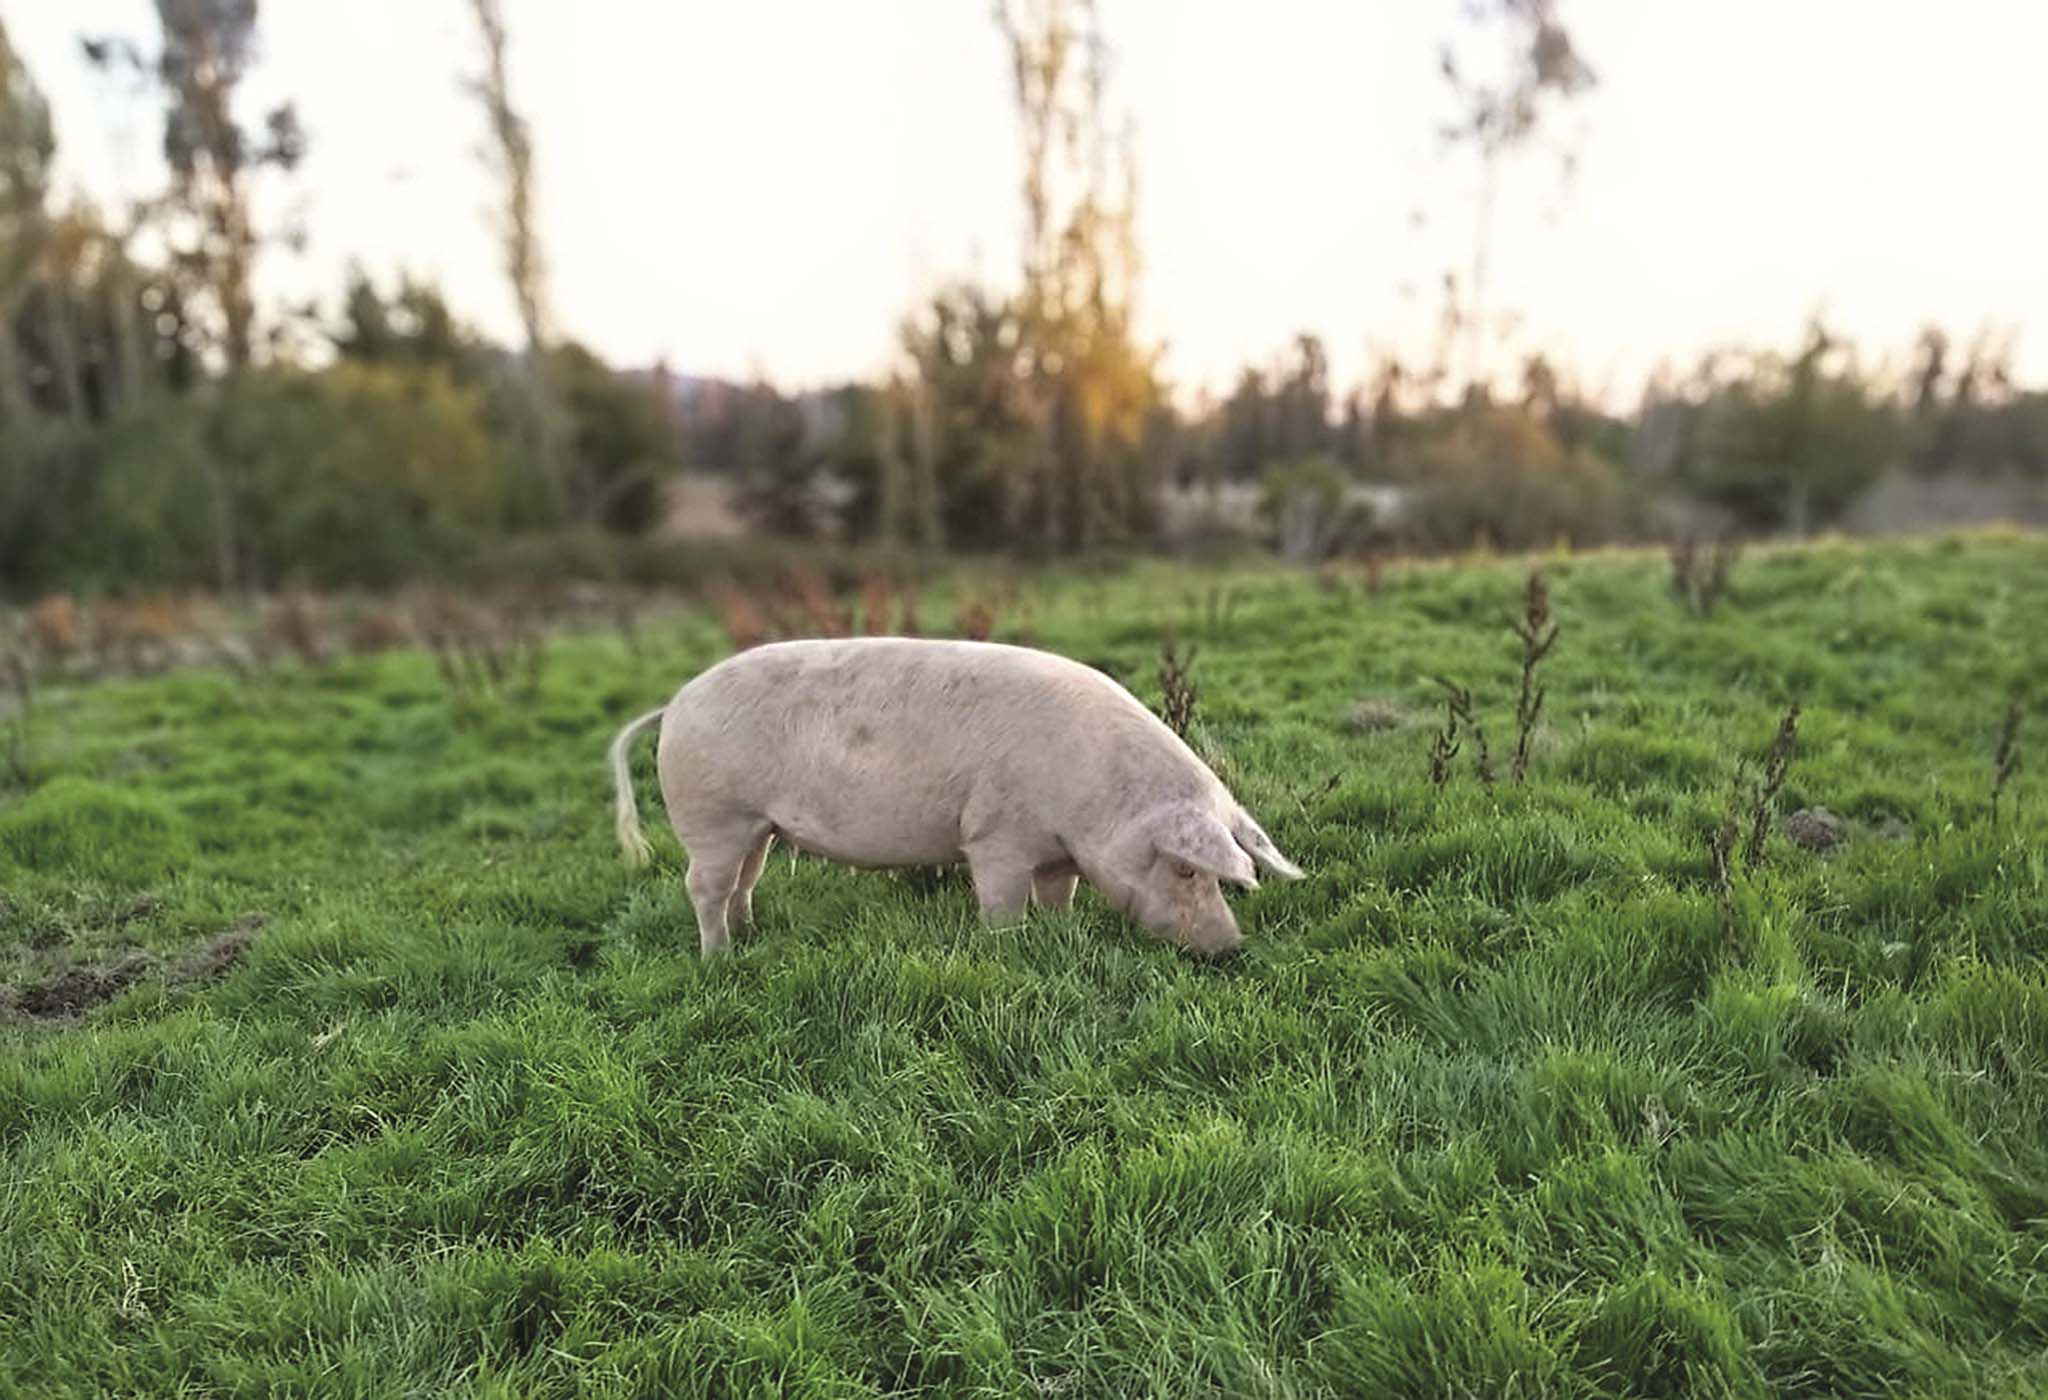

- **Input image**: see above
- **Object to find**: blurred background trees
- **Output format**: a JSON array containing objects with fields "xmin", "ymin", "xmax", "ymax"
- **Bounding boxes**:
[
  {"xmin": 0, "ymin": 2, "xmax": 676, "ymax": 596},
  {"xmin": 1, "ymin": 2, "xmax": 2045, "ymax": 599}
]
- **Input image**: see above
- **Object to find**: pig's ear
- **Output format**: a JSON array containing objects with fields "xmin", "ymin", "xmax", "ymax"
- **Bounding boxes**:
[
  {"xmin": 1149, "ymin": 805, "xmax": 1259, "ymax": 889},
  {"xmin": 1232, "ymin": 810, "xmax": 1305, "ymax": 880}
]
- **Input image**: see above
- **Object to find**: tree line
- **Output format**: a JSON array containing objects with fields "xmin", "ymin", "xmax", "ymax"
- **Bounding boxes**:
[{"xmin": 4, "ymin": 2, "xmax": 2045, "ymax": 599}]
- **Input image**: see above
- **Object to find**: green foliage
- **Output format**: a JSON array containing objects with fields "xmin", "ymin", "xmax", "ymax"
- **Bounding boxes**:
[
  {"xmin": 87, "ymin": 363, "xmax": 503, "ymax": 590},
  {"xmin": 0, "ymin": 776, "xmax": 194, "ymax": 883},
  {"xmin": 1258, "ymin": 454, "xmax": 1375, "ymax": 561},
  {"xmin": 1403, "ymin": 401, "xmax": 1638, "ymax": 549},
  {"xmin": 0, "ymin": 16, "xmax": 55, "ymax": 294},
  {"xmin": 0, "ymin": 415, "xmax": 101, "ymax": 593},
  {"xmin": 898, "ymin": 281, "xmax": 1164, "ymax": 552},
  {"xmin": 1672, "ymin": 323, "xmax": 1899, "ymax": 532},
  {"xmin": 335, "ymin": 272, "xmax": 673, "ymax": 537},
  {"xmin": 332, "ymin": 266, "xmax": 470, "ymax": 370},
  {"xmin": 3, "ymin": 535, "xmax": 2047, "ymax": 1394},
  {"xmin": 548, "ymin": 342, "xmax": 676, "ymax": 535}
]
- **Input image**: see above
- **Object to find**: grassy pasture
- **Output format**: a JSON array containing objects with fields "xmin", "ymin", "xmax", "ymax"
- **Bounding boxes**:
[{"xmin": 3, "ymin": 533, "xmax": 2047, "ymax": 1397}]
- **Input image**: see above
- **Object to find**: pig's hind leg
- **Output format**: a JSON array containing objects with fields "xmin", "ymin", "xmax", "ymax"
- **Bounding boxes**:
[
  {"xmin": 728, "ymin": 829, "xmax": 775, "ymax": 931},
  {"xmin": 681, "ymin": 820, "xmax": 770, "ymax": 956}
]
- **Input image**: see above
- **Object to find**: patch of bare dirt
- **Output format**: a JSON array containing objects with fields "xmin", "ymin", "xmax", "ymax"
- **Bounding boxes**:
[
  {"xmin": 1783, "ymin": 807, "xmax": 1849, "ymax": 853},
  {"xmin": 1, "ymin": 912, "xmax": 264, "ymax": 1022},
  {"xmin": 172, "ymin": 913, "xmax": 266, "ymax": 983},
  {"xmin": 1, "ymin": 951, "xmax": 156, "ymax": 1019},
  {"xmin": 1348, "ymin": 698, "xmax": 1412, "ymax": 733}
]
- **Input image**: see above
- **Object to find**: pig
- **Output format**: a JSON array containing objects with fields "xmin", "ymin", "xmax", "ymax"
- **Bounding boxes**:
[{"xmin": 607, "ymin": 637, "xmax": 1303, "ymax": 957}]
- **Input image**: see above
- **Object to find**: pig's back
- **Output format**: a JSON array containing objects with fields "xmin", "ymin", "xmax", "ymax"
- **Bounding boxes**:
[{"xmin": 659, "ymin": 639, "xmax": 1192, "ymax": 863}]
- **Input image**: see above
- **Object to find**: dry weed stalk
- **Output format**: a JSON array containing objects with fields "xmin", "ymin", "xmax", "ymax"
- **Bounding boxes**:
[
  {"xmin": 1509, "ymin": 570, "xmax": 1560, "ymax": 781},
  {"xmin": 1710, "ymin": 772, "xmax": 1743, "ymax": 905},
  {"xmin": 344, "ymin": 607, "xmax": 413, "ymax": 655},
  {"xmin": 1428, "ymin": 684, "xmax": 1463, "ymax": 787},
  {"xmin": 1742, "ymin": 701, "xmax": 1801, "ymax": 868},
  {"xmin": 2, "ymin": 649, "xmax": 33, "ymax": 786},
  {"xmin": 714, "ymin": 587, "xmax": 768, "ymax": 652},
  {"xmin": 1432, "ymin": 677, "xmax": 1493, "ymax": 786},
  {"xmin": 958, "ymin": 597, "xmax": 997, "ymax": 642},
  {"xmin": 1158, "ymin": 630, "xmax": 1199, "ymax": 739},
  {"xmin": 1708, "ymin": 699, "xmax": 1804, "ymax": 943},
  {"xmin": 1295, "ymin": 772, "xmax": 1341, "ymax": 814},
  {"xmin": 262, "ymin": 591, "xmax": 327, "ymax": 667},
  {"xmin": 1991, "ymin": 687, "xmax": 2025, "ymax": 824},
  {"xmin": 788, "ymin": 567, "xmax": 850, "ymax": 637},
  {"xmin": 1670, "ymin": 537, "xmax": 1740, "ymax": 618},
  {"xmin": 860, "ymin": 575, "xmax": 893, "ymax": 635},
  {"xmin": 414, "ymin": 593, "xmax": 547, "ymax": 704},
  {"xmin": 28, "ymin": 595, "xmax": 79, "ymax": 661},
  {"xmin": 897, "ymin": 578, "xmax": 923, "ymax": 636}
]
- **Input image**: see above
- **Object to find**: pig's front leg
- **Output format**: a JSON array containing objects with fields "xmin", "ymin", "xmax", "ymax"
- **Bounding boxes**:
[
  {"xmin": 1031, "ymin": 861, "xmax": 1080, "ymax": 910},
  {"xmin": 965, "ymin": 841, "xmax": 1035, "ymax": 925}
]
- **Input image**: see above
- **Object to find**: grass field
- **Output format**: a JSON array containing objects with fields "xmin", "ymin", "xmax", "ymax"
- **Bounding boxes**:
[{"xmin": 4, "ymin": 533, "xmax": 2047, "ymax": 1397}]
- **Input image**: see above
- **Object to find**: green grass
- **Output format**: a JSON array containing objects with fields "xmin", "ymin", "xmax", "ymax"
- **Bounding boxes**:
[{"xmin": 4, "ymin": 532, "xmax": 2047, "ymax": 1397}]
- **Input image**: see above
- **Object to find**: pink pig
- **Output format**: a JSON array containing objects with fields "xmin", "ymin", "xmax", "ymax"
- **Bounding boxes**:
[{"xmin": 608, "ymin": 638, "xmax": 1303, "ymax": 956}]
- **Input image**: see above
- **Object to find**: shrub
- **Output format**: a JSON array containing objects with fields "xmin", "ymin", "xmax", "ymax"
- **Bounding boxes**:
[
  {"xmin": 90, "ymin": 363, "xmax": 504, "ymax": 591},
  {"xmin": 1400, "ymin": 404, "xmax": 1637, "ymax": 551},
  {"xmin": 1258, "ymin": 455, "xmax": 1377, "ymax": 561},
  {"xmin": 1671, "ymin": 323, "xmax": 1897, "ymax": 532},
  {"xmin": 0, "ymin": 418, "xmax": 103, "ymax": 594}
]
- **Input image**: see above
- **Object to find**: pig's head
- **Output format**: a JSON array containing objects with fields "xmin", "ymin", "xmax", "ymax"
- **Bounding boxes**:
[{"xmin": 1096, "ymin": 801, "xmax": 1304, "ymax": 957}]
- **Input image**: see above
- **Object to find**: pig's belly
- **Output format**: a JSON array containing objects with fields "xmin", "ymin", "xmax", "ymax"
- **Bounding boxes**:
[{"xmin": 762, "ymin": 775, "xmax": 965, "ymax": 869}]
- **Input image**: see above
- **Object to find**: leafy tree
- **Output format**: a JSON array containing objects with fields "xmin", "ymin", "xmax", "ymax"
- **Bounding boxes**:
[
  {"xmin": 1271, "ymin": 334, "xmax": 1333, "ymax": 463},
  {"xmin": 1260, "ymin": 455, "xmax": 1374, "ymax": 562},
  {"xmin": 333, "ymin": 266, "xmax": 471, "ymax": 371},
  {"xmin": 549, "ymin": 341, "xmax": 677, "ymax": 535},
  {"xmin": 901, "ymin": 284, "xmax": 1033, "ymax": 547},
  {"xmin": 88, "ymin": 363, "xmax": 502, "ymax": 589},
  {"xmin": 0, "ymin": 16, "xmax": 54, "ymax": 419},
  {"xmin": 1675, "ymin": 322, "xmax": 1898, "ymax": 532},
  {"xmin": 977, "ymin": 0, "xmax": 1162, "ymax": 550},
  {"xmin": 85, "ymin": 1, "xmax": 305, "ymax": 371},
  {"xmin": 1403, "ymin": 400, "xmax": 1634, "ymax": 550},
  {"xmin": 6, "ymin": 206, "xmax": 192, "ymax": 421}
]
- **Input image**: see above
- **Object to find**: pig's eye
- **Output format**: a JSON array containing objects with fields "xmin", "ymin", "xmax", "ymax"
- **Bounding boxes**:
[{"xmin": 1172, "ymin": 861, "xmax": 1198, "ymax": 881}]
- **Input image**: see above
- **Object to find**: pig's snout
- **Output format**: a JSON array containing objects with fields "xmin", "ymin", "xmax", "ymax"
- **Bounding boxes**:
[
  {"xmin": 1187, "ymin": 924, "xmax": 1245, "ymax": 960},
  {"xmin": 1142, "ymin": 870, "xmax": 1246, "ymax": 959}
]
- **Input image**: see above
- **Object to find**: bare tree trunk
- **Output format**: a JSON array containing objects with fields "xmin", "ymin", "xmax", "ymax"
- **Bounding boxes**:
[
  {"xmin": 0, "ymin": 310, "xmax": 29, "ymax": 422},
  {"xmin": 908, "ymin": 379, "xmax": 942, "ymax": 549},
  {"xmin": 467, "ymin": 0, "xmax": 570, "ymax": 519},
  {"xmin": 220, "ymin": 174, "xmax": 257, "ymax": 371},
  {"xmin": 876, "ymin": 379, "xmax": 906, "ymax": 547},
  {"xmin": 44, "ymin": 289, "xmax": 85, "ymax": 421},
  {"xmin": 104, "ymin": 253, "xmax": 147, "ymax": 410},
  {"xmin": 1464, "ymin": 156, "xmax": 1499, "ymax": 401},
  {"xmin": 197, "ymin": 455, "xmax": 237, "ymax": 592}
]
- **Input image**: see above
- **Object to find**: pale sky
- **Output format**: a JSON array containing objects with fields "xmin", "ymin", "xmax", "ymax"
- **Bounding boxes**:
[{"xmin": 9, "ymin": 1, "xmax": 2047, "ymax": 404}]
